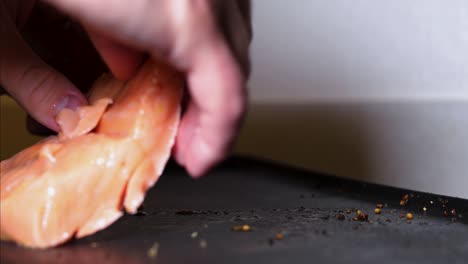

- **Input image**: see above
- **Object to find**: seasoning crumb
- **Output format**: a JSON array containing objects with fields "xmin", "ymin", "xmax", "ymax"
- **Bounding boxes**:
[
  {"xmin": 232, "ymin": 224, "xmax": 252, "ymax": 232},
  {"xmin": 275, "ymin": 232, "xmax": 284, "ymax": 240},
  {"xmin": 400, "ymin": 194, "xmax": 409, "ymax": 206},
  {"xmin": 175, "ymin": 209, "xmax": 196, "ymax": 215},
  {"xmin": 406, "ymin": 213, "xmax": 414, "ymax": 220},
  {"xmin": 90, "ymin": 242, "xmax": 98, "ymax": 248},
  {"xmin": 374, "ymin": 208, "xmax": 382, "ymax": 214},
  {"xmin": 199, "ymin": 240, "xmax": 208, "ymax": 249},
  {"xmin": 430, "ymin": 200, "xmax": 434, "ymax": 204},
  {"xmin": 422, "ymin": 207, "xmax": 427, "ymax": 212},
  {"xmin": 450, "ymin": 208, "xmax": 457, "ymax": 216},
  {"xmin": 337, "ymin": 212, "xmax": 345, "ymax": 220},
  {"xmin": 147, "ymin": 242, "xmax": 159, "ymax": 259},
  {"xmin": 356, "ymin": 210, "xmax": 368, "ymax": 221},
  {"xmin": 191, "ymin": 232, "xmax": 198, "ymax": 239},
  {"xmin": 376, "ymin": 204, "xmax": 384, "ymax": 209}
]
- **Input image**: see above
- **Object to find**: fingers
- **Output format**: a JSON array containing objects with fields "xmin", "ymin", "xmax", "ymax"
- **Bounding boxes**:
[
  {"xmin": 173, "ymin": 39, "xmax": 246, "ymax": 177},
  {"xmin": 44, "ymin": 0, "xmax": 171, "ymax": 80},
  {"xmin": 43, "ymin": 0, "xmax": 172, "ymax": 54},
  {"xmin": 44, "ymin": 0, "xmax": 251, "ymax": 177},
  {"xmin": 172, "ymin": 1, "xmax": 250, "ymax": 176},
  {"xmin": 0, "ymin": 16, "xmax": 87, "ymax": 131}
]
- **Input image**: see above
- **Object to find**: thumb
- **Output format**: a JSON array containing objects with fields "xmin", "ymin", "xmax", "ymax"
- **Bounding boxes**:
[{"xmin": 0, "ymin": 18, "xmax": 87, "ymax": 132}]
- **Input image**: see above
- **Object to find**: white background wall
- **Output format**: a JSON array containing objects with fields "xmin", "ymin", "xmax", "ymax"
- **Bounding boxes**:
[
  {"xmin": 238, "ymin": 0, "xmax": 468, "ymax": 198},
  {"xmin": 249, "ymin": 0, "xmax": 468, "ymax": 102}
]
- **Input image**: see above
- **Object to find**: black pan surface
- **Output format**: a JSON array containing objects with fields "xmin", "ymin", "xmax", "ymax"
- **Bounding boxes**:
[{"xmin": 1, "ymin": 156, "xmax": 467, "ymax": 264}]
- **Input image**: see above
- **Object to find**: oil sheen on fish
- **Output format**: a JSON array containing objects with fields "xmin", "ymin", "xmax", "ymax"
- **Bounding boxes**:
[{"xmin": 0, "ymin": 59, "xmax": 183, "ymax": 248}]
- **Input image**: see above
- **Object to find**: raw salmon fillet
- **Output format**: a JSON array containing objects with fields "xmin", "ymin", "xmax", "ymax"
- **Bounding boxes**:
[{"xmin": 0, "ymin": 59, "xmax": 183, "ymax": 248}]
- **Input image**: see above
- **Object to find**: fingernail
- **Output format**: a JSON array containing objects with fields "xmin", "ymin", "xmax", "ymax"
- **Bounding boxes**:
[
  {"xmin": 55, "ymin": 94, "xmax": 85, "ymax": 115},
  {"xmin": 65, "ymin": 95, "xmax": 84, "ymax": 110}
]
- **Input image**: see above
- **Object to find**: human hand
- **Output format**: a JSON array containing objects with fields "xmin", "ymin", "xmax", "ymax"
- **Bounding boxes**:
[
  {"xmin": 2, "ymin": 0, "xmax": 252, "ymax": 177},
  {"xmin": 0, "ymin": 0, "xmax": 100, "ymax": 132}
]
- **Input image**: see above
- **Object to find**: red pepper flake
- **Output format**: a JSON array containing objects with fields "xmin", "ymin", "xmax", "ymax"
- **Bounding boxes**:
[
  {"xmin": 356, "ymin": 210, "xmax": 368, "ymax": 222},
  {"xmin": 337, "ymin": 213, "xmax": 345, "ymax": 221},
  {"xmin": 400, "ymin": 194, "xmax": 409, "ymax": 206}
]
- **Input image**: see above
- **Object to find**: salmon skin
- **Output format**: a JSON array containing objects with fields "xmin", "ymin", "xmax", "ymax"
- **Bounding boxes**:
[{"xmin": 0, "ymin": 59, "xmax": 183, "ymax": 248}]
